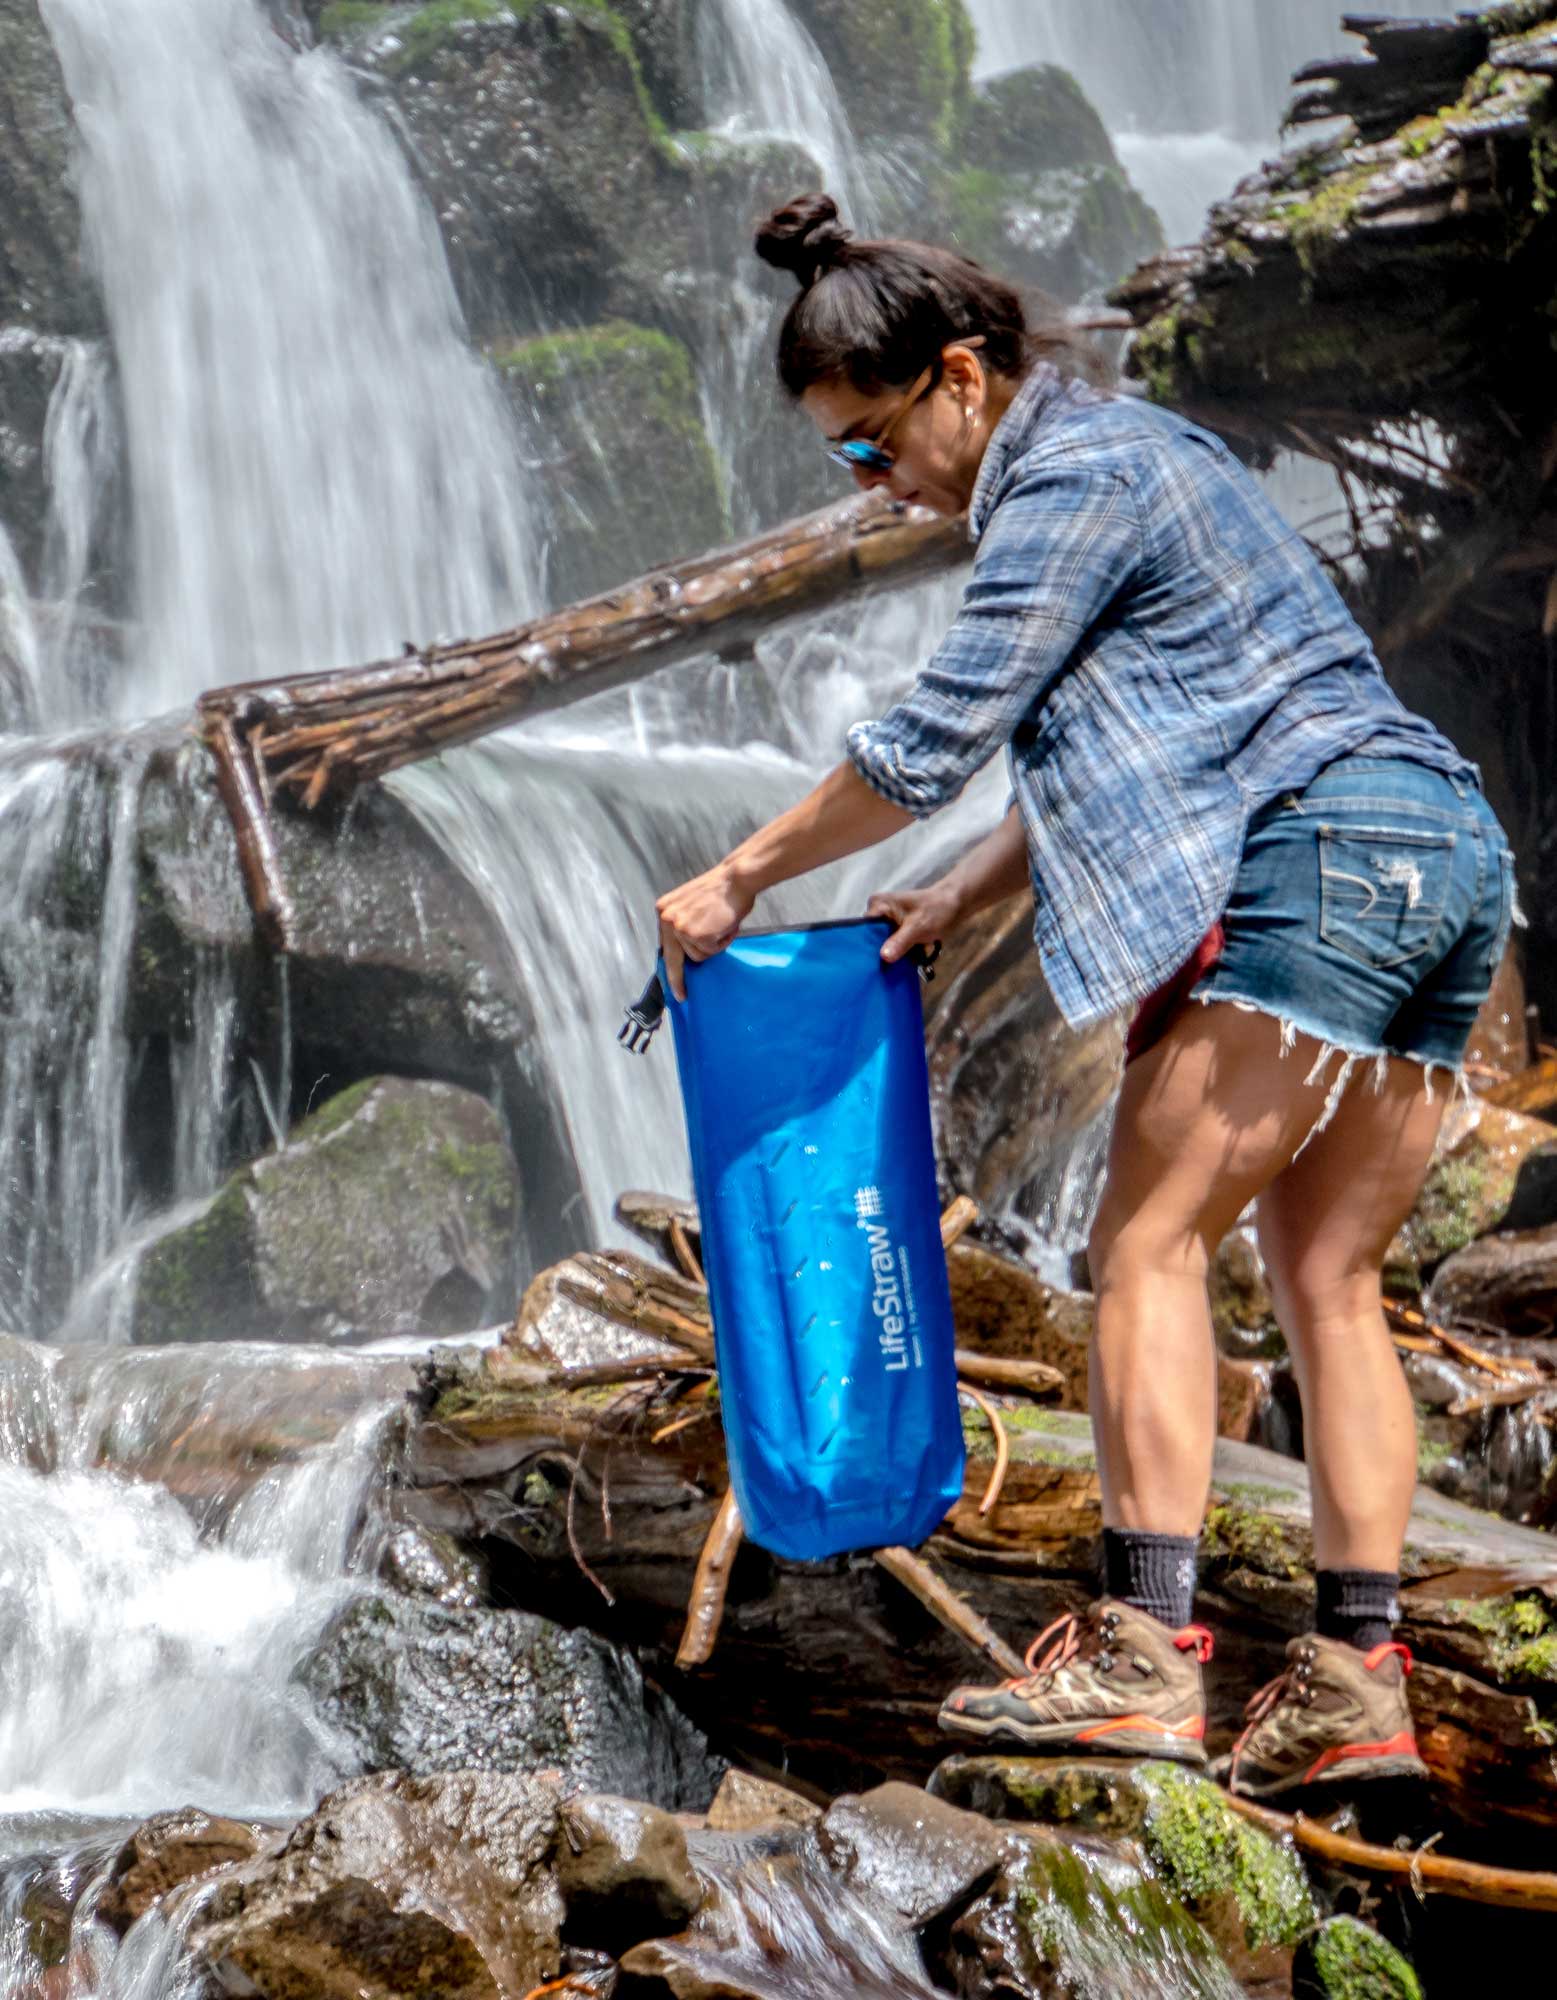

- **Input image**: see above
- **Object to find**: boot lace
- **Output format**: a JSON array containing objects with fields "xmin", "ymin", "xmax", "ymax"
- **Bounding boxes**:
[
  {"xmin": 1230, "ymin": 1639, "xmax": 1415, "ymax": 1790},
  {"xmin": 1002, "ymin": 1608, "xmax": 1213, "ymax": 1697}
]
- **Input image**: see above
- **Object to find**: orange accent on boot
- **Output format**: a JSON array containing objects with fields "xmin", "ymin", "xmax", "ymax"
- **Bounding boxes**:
[
  {"xmin": 1074, "ymin": 1712, "xmax": 1207, "ymax": 1744},
  {"xmin": 1302, "ymin": 1727, "xmax": 1421, "ymax": 1782},
  {"xmin": 1363, "ymin": 1641, "xmax": 1413, "ymax": 1673},
  {"xmin": 1175, "ymin": 1625, "xmax": 1214, "ymax": 1664}
]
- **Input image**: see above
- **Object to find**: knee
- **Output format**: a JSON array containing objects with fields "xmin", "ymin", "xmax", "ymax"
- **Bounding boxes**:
[
  {"xmin": 1088, "ymin": 1202, "xmax": 1212, "ymax": 1295},
  {"xmin": 1264, "ymin": 1248, "xmax": 1382, "ymax": 1337}
]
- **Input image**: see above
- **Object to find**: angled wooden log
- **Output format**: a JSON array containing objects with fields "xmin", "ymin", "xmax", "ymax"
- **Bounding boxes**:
[{"xmin": 195, "ymin": 493, "xmax": 968, "ymax": 946}]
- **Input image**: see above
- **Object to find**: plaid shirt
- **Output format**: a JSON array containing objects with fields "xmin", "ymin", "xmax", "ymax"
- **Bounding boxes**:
[{"xmin": 847, "ymin": 365, "xmax": 1473, "ymax": 1029}]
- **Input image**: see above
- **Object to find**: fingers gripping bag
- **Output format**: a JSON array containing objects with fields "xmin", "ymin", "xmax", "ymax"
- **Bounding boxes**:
[{"xmin": 663, "ymin": 919, "xmax": 964, "ymax": 1561}]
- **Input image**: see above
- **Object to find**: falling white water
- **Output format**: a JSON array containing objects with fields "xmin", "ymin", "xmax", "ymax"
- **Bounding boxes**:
[
  {"xmin": 700, "ymin": 0, "xmax": 874, "ymax": 226},
  {"xmin": 38, "ymin": 0, "xmax": 539, "ymax": 719},
  {"xmin": 0, "ymin": 514, "xmax": 40, "ymax": 734}
]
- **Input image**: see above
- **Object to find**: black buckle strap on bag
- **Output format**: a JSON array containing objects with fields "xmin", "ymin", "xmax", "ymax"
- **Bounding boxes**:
[
  {"xmin": 618, "ymin": 970, "xmax": 667, "ymax": 1055},
  {"xmin": 619, "ymin": 935, "xmax": 940, "ymax": 1054}
]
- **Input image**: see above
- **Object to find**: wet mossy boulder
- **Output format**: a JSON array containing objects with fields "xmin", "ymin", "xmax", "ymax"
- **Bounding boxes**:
[
  {"xmin": 609, "ymin": 0, "xmax": 708, "ymax": 130},
  {"xmin": 957, "ymin": 63, "xmax": 1117, "ymax": 180},
  {"xmin": 298, "ymin": 1590, "xmax": 721, "ymax": 1807},
  {"xmin": 494, "ymin": 320, "xmax": 726, "ymax": 606},
  {"xmin": 0, "ymin": 327, "xmax": 69, "ymax": 599},
  {"xmin": 931, "ymin": 1757, "xmax": 1314, "ymax": 1983},
  {"xmin": 789, "ymin": 0, "xmax": 974, "ymax": 153},
  {"xmin": 131, "ymin": 1075, "xmax": 519, "ymax": 1343},
  {"xmin": 930, "ymin": 157, "xmax": 1162, "ymax": 302},
  {"xmin": 1295, "ymin": 1915, "xmax": 1423, "ymax": 2000},
  {"xmin": 0, "ymin": 0, "xmax": 99, "ymax": 335}
]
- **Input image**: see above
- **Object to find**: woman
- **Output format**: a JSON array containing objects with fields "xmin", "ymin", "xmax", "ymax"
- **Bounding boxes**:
[{"xmin": 656, "ymin": 194, "xmax": 1515, "ymax": 1800}]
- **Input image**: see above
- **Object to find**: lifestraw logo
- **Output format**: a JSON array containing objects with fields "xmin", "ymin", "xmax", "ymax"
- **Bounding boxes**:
[
  {"xmin": 854, "ymin": 1186, "xmax": 915, "ymax": 1372},
  {"xmin": 853, "ymin": 1185, "xmax": 884, "ymax": 1221}
]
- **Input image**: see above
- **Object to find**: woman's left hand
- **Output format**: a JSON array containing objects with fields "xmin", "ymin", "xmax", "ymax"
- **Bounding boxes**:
[{"xmin": 657, "ymin": 863, "xmax": 755, "ymax": 1000}]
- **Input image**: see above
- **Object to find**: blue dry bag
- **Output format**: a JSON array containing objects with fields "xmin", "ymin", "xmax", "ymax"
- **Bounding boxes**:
[{"xmin": 661, "ymin": 919, "xmax": 964, "ymax": 1561}]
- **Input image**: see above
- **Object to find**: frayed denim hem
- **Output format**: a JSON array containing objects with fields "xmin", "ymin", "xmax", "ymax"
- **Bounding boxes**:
[{"xmin": 1187, "ymin": 990, "xmax": 1471, "ymax": 1152}]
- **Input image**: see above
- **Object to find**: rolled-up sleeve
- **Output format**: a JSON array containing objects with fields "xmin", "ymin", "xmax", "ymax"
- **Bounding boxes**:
[{"xmin": 846, "ymin": 461, "xmax": 1141, "ymax": 817}]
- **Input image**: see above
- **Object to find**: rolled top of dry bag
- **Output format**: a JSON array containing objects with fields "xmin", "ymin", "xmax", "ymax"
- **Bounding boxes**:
[{"xmin": 662, "ymin": 919, "xmax": 963, "ymax": 1561}]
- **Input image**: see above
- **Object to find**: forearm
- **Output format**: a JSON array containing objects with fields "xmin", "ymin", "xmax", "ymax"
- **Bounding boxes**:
[
  {"xmin": 724, "ymin": 760, "xmax": 914, "ymax": 898},
  {"xmin": 938, "ymin": 804, "xmax": 1029, "ymax": 921}
]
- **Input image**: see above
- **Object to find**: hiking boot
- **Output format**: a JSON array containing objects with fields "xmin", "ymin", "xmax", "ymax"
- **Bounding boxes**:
[
  {"xmin": 1227, "ymin": 1636, "xmax": 1429, "ymax": 1801},
  {"xmin": 937, "ymin": 1598, "xmax": 1212, "ymax": 1765}
]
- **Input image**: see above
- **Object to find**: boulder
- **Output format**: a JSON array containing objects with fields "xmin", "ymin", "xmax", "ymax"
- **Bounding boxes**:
[
  {"xmin": 131, "ymin": 1075, "xmax": 518, "ymax": 1343},
  {"xmin": 97, "ymin": 1808, "xmax": 278, "ymax": 1937},
  {"xmin": 706, "ymin": 1769, "xmax": 821, "ymax": 1835},
  {"xmin": 0, "ymin": 0, "xmax": 99, "ymax": 335},
  {"xmin": 493, "ymin": 320, "xmax": 726, "ymax": 608},
  {"xmin": 930, "ymin": 1755, "xmax": 1315, "ymax": 1987},
  {"xmin": 1295, "ymin": 1916, "xmax": 1423, "ymax": 2000},
  {"xmin": 1387, "ymin": 1097, "xmax": 1557, "ymax": 1292},
  {"xmin": 957, "ymin": 64, "xmax": 1117, "ymax": 180},
  {"xmin": 812, "ymin": 1780, "xmax": 1011, "ymax": 1928},
  {"xmin": 509, "ymin": 1246, "xmax": 713, "ymax": 1370},
  {"xmin": 927, "ymin": 156, "xmax": 1163, "ymax": 303},
  {"xmin": 788, "ymin": 0, "xmax": 974, "ymax": 151},
  {"xmin": 296, "ymin": 1589, "xmax": 721, "ymax": 1809},
  {"xmin": 1428, "ymin": 1220, "xmax": 1557, "ymax": 1337},
  {"xmin": 555, "ymin": 1793, "xmax": 703, "ymax": 1953},
  {"xmin": 0, "ymin": 326, "xmax": 65, "ymax": 583},
  {"xmin": 184, "ymin": 1769, "xmax": 566, "ymax": 2000}
]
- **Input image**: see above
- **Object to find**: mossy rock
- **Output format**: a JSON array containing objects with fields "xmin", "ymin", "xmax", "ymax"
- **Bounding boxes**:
[
  {"xmin": 957, "ymin": 64, "xmax": 1118, "ymax": 179},
  {"xmin": 1294, "ymin": 1916, "xmax": 1422, "ymax": 2000},
  {"xmin": 788, "ymin": 0, "xmax": 974, "ymax": 153},
  {"xmin": 132, "ymin": 1076, "xmax": 519, "ymax": 1343},
  {"xmin": 1386, "ymin": 1097, "xmax": 1557, "ymax": 1291},
  {"xmin": 930, "ymin": 159, "xmax": 1163, "ymax": 303},
  {"xmin": 493, "ymin": 320, "xmax": 726, "ymax": 605}
]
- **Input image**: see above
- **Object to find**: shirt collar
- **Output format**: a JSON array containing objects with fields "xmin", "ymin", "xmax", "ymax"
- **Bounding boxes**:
[{"xmin": 968, "ymin": 362, "xmax": 1069, "ymax": 540}]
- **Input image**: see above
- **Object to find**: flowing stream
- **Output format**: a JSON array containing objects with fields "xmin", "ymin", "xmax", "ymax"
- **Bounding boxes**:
[{"xmin": 0, "ymin": 1, "xmax": 1417, "ymax": 1988}]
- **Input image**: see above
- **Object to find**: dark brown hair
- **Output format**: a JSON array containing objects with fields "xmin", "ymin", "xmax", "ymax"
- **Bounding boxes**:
[{"xmin": 755, "ymin": 192, "xmax": 1111, "ymax": 398}]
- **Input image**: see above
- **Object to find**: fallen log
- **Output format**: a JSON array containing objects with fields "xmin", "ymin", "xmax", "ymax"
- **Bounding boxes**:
[
  {"xmin": 195, "ymin": 493, "xmax": 969, "ymax": 947},
  {"xmin": 1488, "ymin": 1053, "xmax": 1557, "ymax": 1119},
  {"xmin": 399, "ymin": 1361, "xmax": 1557, "ymax": 1857}
]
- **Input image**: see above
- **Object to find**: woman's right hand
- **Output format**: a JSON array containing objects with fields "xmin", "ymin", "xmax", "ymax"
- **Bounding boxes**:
[{"xmin": 866, "ymin": 881, "xmax": 964, "ymax": 965}]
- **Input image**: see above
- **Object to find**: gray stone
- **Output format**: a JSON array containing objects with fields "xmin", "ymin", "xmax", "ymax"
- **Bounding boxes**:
[
  {"xmin": 131, "ymin": 1075, "xmax": 518, "ymax": 1343},
  {"xmin": 788, "ymin": 0, "xmax": 975, "ymax": 151},
  {"xmin": 959, "ymin": 64, "xmax": 1119, "ymax": 178},
  {"xmin": 97, "ymin": 1808, "xmax": 280, "ymax": 1936},
  {"xmin": 186, "ymin": 1769, "xmax": 565, "ymax": 2000},
  {"xmin": 297, "ymin": 1590, "xmax": 722, "ymax": 1810},
  {"xmin": 706, "ymin": 1769, "xmax": 820, "ymax": 1835},
  {"xmin": 814, "ymin": 1781, "xmax": 1010, "ymax": 1929},
  {"xmin": 0, "ymin": 0, "xmax": 100, "ymax": 335}
]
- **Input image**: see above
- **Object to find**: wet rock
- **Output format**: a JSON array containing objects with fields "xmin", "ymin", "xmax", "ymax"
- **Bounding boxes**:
[
  {"xmin": 619, "ymin": 1849, "xmax": 941, "ymax": 1999},
  {"xmin": 297, "ymin": 1589, "xmax": 721, "ymax": 1810},
  {"xmin": 131, "ymin": 1075, "xmax": 518, "ymax": 1343},
  {"xmin": 1387, "ymin": 1097, "xmax": 1557, "ymax": 1293},
  {"xmin": 706, "ymin": 1769, "xmax": 821, "ymax": 1835},
  {"xmin": 813, "ymin": 1780, "xmax": 1011, "ymax": 1928},
  {"xmin": 1428, "ymin": 1219, "xmax": 1557, "ymax": 1336},
  {"xmin": 957, "ymin": 64, "xmax": 1117, "ymax": 180},
  {"xmin": 0, "ymin": 326, "xmax": 66, "ymax": 585},
  {"xmin": 377, "ymin": 1520, "xmax": 489, "ymax": 1608},
  {"xmin": 186, "ymin": 1769, "xmax": 565, "ymax": 2000},
  {"xmin": 943, "ymin": 1837, "xmax": 1237, "ymax": 2000},
  {"xmin": 929, "ymin": 1756, "xmax": 1314, "ymax": 1983},
  {"xmin": 1294, "ymin": 1915, "xmax": 1422, "ymax": 2000},
  {"xmin": 0, "ymin": 0, "xmax": 99, "ymax": 335},
  {"xmin": 97, "ymin": 1809, "xmax": 278, "ymax": 1936},
  {"xmin": 788, "ymin": 0, "xmax": 973, "ymax": 150},
  {"xmin": 494, "ymin": 320, "xmax": 726, "ymax": 608},
  {"xmin": 557, "ymin": 1793, "xmax": 703, "ymax": 1954},
  {"xmin": 610, "ymin": 0, "xmax": 707, "ymax": 130},
  {"xmin": 1210, "ymin": 1225, "xmax": 1285, "ymax": 1359}
]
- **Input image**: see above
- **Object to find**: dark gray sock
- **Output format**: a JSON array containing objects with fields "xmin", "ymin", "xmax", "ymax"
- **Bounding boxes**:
[
  {"xmin": 1316, "ymin": 1568, "xmax": 1400, "ymax": 1652},
  {"xmin": 1102, "ymin": 1527, "xmax": 1198, "ymax": 1630}
]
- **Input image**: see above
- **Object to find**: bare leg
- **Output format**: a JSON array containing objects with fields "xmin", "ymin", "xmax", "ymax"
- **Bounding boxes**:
[
  {"xmin": 1087, "ymin": 1003, "xmax": 1359, "ymax": 1534},
  {"xmin": 1255, "ymin": 1059, "xmax": 1443, "ymax": 1572}
]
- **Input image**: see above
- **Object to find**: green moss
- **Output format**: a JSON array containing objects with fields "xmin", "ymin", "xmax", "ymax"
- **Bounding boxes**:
[
  {"xmin": 317, "ymin": 0, "xmax": 392, "ymax": 38},
  {"xmin": 1137, "ymin": 1764, "xmax": 1315, "ymax": 1950},
  {"xmin": 1279, "ymin": 159, "xmax": 1378, "ymax": 273},
  {"xmin": 135, "ymin": 1178, "xmax": 254, "ymax": 1342},
  {"xmin": 1010, "ymin": 1841, "xmax": 1229, "ymax": 1991},
  {"xmin": 394, "ymin": 0, "xmax": 508, "ymax": 70},
  {"xmin": 1298, "ymin": 1916, "xmax": 1423, "ymax": 2000},
  {"xmin": 1202, "ymin": 1499, "xmax": 1310, "ymax": 1579},
  {"xmin": 1450, "ymin": 1591, "xmax": 1557, "ymax": 1684}
]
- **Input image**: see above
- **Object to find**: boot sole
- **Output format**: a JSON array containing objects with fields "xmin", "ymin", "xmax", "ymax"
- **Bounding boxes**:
[
  {"xmin": 938, "ymin": 1705, "xmax": 1208, "ymax": 1767},
  {"xmin": 1228, "ymin": 1751, "xmax": 1430, "ymax": 1803}
]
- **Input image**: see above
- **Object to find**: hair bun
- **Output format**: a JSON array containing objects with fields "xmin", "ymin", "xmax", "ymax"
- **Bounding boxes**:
[{"xmin": 754, "ymin": 193, "xmax": 851, "ymax": 287}]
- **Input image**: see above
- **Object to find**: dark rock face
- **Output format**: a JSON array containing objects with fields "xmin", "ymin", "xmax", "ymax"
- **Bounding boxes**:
[
  {"xmin": 1429, "ymin": 1220, "xmax": 1557, "ymax": 1337},
  {"xmin": 186, "ymin": 1769, "xmax": 566, "ymax": 2000},
  {"xmin": 0, "ymin": 0, "xmax": 98, "ymax": 335},
  {"xmin": 813, "ymin": 1781, "xmax": 1010, "ymax": 1929},
  {"xmin": 494, "ymin": 319, "xmax": 727, "ymax": 608},
  {"xmin": 131, "ymin": 1075, "xmax": 519, "ymax": 1342},
  {"xmin": 297, "ymin": 1589, "xmax": 722, "ymax": 1809},
  {"xmin": 0, "ymin": 326, "xmax": 65, "ymax": 582},
  {"xmin": 790, "ymin": 0, "xmax": 973, "ymax": 150},
  {"xmin": 556, "ymin": 1792, "xmax": 704, "ymax": 1956},
  {"xmin": 957, "ymin": 64, "xmax": 1116, "ymax": 180}
]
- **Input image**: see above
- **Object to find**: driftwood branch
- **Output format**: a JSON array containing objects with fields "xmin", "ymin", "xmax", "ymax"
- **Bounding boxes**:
[
  {"xmin": 873, "ymin": 1544, "xmax": 1028, "ymax": 1682},
  {"xmin": 676, "ymin": 1487, "xmax": 744, "ymax": 1670},
  {"xmin": 195, "ymin": 493, "xmax": 967, "ymax": 944}
]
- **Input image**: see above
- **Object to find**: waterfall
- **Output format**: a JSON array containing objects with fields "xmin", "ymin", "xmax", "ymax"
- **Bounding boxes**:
[
  {"xmin": 962, "ymin": 0, "xmax": 1412, "ymax": 246},
  {"xmin": 38, "ymin": 0, "xmax": 540, "ymax": 721},
  {"xmin": 0, "ymin": 513, "xmax": 40, "ymax": 734}
]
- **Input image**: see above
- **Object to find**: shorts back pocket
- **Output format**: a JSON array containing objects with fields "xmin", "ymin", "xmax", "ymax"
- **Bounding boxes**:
[{"xmin": 1317, "ymin": 824, "xmax": 1454, "ymax": 971}]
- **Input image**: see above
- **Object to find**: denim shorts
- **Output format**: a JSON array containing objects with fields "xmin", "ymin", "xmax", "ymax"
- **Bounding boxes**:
[{"xmin": 1190, "ymin": 755, "xmax": 1516, "ymax": 1077}]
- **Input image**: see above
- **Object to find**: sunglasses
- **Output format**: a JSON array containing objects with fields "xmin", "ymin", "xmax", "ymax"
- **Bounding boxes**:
[{"xmin": 826, "ymin": 363, "xmax": 936, "ymax": 474}]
